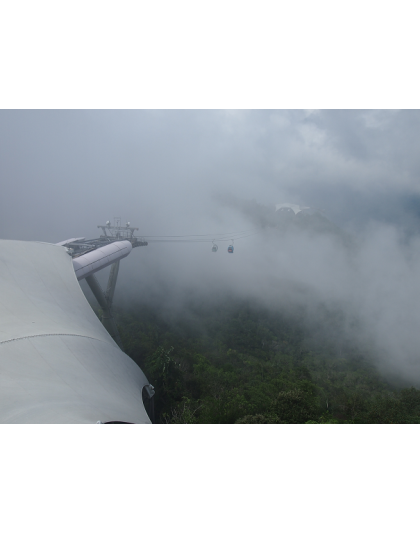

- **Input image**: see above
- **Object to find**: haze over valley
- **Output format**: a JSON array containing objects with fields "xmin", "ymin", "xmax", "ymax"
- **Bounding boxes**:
[{"xmin": 3, "ymin": 110, "xmax": 420, "ymax": 422}]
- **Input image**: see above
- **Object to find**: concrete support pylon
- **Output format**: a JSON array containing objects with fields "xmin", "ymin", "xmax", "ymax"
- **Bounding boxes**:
[
  {"xmin": 105, "ymin": 260, "xmax": 120, "ymax": 305},
  {"xmin": 85, "ymin": 260, "xmax": 123, "ymax": 349}
]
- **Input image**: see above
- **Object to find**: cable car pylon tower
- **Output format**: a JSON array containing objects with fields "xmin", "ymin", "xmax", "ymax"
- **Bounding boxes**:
[
  {"xmin": 58, "ymin": 219, "xmax": 148, "ymax": 350},
  {"xmin": 58, "ymin": 221, "xmax": 256, "ymax": 347}
]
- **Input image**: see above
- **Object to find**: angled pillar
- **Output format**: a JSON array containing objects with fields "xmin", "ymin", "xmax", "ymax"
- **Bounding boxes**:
[
  {"xmin": 105, "ymin": 260, "xmax": 120, "ymax": 305},
  {"xmin": 85, "ymin": 264, "xmax": 123, "ymax": 350}
]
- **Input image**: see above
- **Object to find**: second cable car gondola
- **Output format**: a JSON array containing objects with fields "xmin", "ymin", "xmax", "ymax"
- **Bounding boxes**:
[
  {"xmin": 212, "ymin": 242, "xmax": 218, "ymax": 252},
  {"xmin": 227, "ymin": 244, "xmax": 234, "ymax": 253}
]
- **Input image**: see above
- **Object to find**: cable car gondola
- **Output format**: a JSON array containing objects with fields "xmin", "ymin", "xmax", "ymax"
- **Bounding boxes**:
[
  {"xmin": 228, "ymin": 242, "xmax": 234, "ymax": 253},
  {"xmin": 212, "ymin": 242, "xmax": 218, "ymax": 252}
]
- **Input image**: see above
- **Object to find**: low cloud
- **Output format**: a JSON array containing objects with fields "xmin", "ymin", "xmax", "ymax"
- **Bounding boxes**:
[{"xmin": 2, "ymin": 110, "xmax": 420, "ymax": 384}]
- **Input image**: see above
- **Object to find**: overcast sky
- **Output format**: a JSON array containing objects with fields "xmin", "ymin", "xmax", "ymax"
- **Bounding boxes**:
[
  {"xmin": 3, "ymin": 109, "xmax": 420, "ymax": 384},
  {"xmin": 2, "ymin": 110, "xmax": 420, "ymax": 242}
]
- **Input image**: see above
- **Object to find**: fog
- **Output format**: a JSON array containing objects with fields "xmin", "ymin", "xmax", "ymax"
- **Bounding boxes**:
[{"xmin": 2, "ymin": 110, "xmax": 420, "ymax": 384}]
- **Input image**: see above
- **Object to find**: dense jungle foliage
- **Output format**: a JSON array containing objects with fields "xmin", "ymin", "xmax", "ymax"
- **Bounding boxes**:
[{"xmin": 105, "ymin": 295, "xmax": 420, "ymax": 424}]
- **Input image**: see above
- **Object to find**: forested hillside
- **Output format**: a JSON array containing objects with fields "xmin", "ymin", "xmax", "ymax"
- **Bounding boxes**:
[{"xmin": 113, "ymin": 297, "xmax": 420, "ymax": 424}]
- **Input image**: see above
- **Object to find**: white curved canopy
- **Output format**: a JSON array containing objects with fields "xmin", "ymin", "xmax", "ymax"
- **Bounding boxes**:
[
  {"xmin": 72, "ymin": 240, "xmax": 132, "ymax": 280},
  {"xmin": 0, "ymin": 239, "xmax": 151, "ymax": 423}
]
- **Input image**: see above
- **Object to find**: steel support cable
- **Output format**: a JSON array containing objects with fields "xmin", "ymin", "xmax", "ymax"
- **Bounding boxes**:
[
  {"xmin": 146, "ymin": 231, "xmax": 259, "ymax": 243},
  {"xmin": 139, "ymin": 230, "xmax": 251, "ymax": 238}
]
